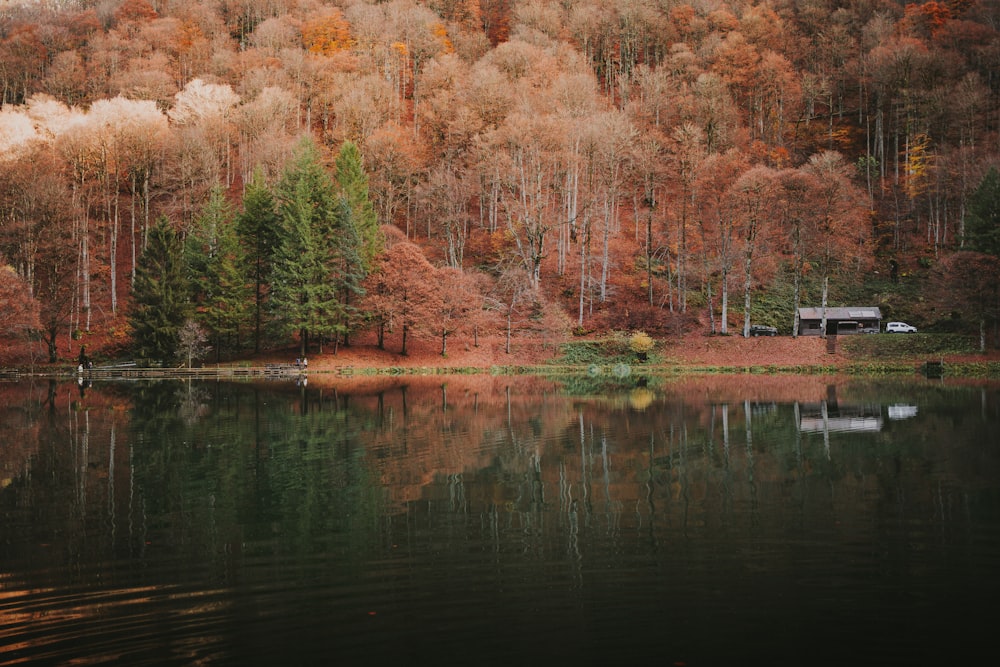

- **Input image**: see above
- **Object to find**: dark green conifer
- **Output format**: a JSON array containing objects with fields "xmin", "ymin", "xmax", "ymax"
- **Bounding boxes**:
[
  {"xmin": 271, "ymin": 139, "xmax": 342, "ymax": 355},
  {"xmin": 335, "ymin": 140, "xmax": 381, "ymax": 273},
  {"xmin": 964, "ymin": 167, "xmax": 1000, "ymax": 257},
  {"xmin": 186, "ymin": 185, "xmax": 250, "ymax": 359},
  {"xmin": 329, "ymin": 199, "xmax": 367, "ymax": 350},
  {"xmin": 129, "ymin": 217, "xmax": 191, "ymax": 365},
  {"xmin": 237, "ymin": 167, "xmax": 280, "ymax": 353}
]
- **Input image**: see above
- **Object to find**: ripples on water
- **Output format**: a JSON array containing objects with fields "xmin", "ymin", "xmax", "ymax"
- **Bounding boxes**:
[{"xmin": 1, "ymin": 376, "xmax": 998, "ymax": 665}]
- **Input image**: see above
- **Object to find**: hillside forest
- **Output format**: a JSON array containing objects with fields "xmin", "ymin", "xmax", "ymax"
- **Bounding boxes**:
[{"xmin": 1, "ymin": 0, "xmax": 999, "ymax": 366}]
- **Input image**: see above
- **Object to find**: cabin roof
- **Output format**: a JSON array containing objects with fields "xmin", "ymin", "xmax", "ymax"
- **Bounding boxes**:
[{"xmin": 797, "ymin": 307, "xmax": 882, "ymax": 320}]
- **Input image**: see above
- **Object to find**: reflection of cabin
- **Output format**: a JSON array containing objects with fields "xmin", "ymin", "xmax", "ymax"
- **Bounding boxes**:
[
  {"xmin": 797, "ymin": 402, "xmax": 884, "ymax": 433},
  {"xmin": 797, "ymin": 307, "xmax": 881, "ymax": 336},
  {"xmin": 887, "ymin": 404, "xmax": 918, "ymax": 420}
]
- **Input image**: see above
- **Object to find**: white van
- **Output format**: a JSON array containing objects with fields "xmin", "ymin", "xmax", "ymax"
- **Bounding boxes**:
[{"xmin": 885, "ymin": 321, "xmax": 917, "ymax": 333}]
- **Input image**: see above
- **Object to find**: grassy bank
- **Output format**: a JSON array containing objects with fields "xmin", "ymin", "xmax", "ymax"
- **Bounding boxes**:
[
  {"xmin": 838, "ymin": 333, "xmax": 981, "ymax": 359},
  {"xmin": 6, "ymin": 333, "xmax": 998, "ymax": 380}
]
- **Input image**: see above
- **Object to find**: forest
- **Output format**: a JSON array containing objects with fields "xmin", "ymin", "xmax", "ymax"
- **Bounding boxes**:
[{"xmin": 1, "ymin": 0, "xmax": 999, "ymax": 366}]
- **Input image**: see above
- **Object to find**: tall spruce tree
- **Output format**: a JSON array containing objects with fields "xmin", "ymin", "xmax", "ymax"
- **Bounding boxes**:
[
  {"xmin": 964, "ymin": 167, "xmax": 1000, "ymax": 256},
  {"xmin": 329, "ymin": 199, "xmax": 367, "ymax": 350},
  {"xmin": 271, "ymin": 139, "xmax": 356, "ymax": 355},
  {"xmin": 237, "ymin": 167, "xmax": 280, "ymax": 353},
  {"xmin": 186, "ymin": 185, "xmax": 250, "ymax": 359},
  {"xmin": 129, "ymin": 217, "xmax": 191, "ymax": 365},
  {"xmin": 335, "ymin": 140, "xmax": 381, "ymax": 273}
]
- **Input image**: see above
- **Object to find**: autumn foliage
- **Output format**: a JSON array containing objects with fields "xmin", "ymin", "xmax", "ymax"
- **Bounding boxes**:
[
  {"xmin": 0, "ymin": 0, "xmax": 999, "ymax": 366},
  {"xmin": 302, "ymin": 9, "xmax": 354, "ymax": 55},
  {"xmin": 0, "ymin": 265, "xmax": 41, "ymax": 339}
]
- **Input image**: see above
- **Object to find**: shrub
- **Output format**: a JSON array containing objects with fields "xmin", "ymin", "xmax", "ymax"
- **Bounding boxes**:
[{"xmin": 629, "ymin": 331, "xmax": 655, "ymax": 355}]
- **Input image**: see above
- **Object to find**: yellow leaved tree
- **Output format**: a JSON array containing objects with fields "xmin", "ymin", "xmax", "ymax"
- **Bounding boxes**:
[{"xmin": 302, "ymin": 9, "xmax": 354, "ymax": 55}]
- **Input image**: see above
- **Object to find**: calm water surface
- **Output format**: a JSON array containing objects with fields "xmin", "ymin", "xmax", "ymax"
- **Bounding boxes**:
[{"xmin": 1, "ymin": 374, "xmax": 998, "ymax": 666}]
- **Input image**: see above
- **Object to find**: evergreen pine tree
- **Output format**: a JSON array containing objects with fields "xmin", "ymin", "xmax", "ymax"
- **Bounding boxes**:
[
  {"xmin": 335, "ymin": 140, "xmax": 381, "ymax": 273},
  {"xmin": 186, "ymin": 185, "xmax": 250, "ymax": 359},
  {"xmin": 329, "ymin": 199, "xmax": 367, "ymax": 350},
  {"xmin": 271, "ymin": 139, "xmax": 341, "ymax": 355},
  {"xmin": 965, "ymin": 167, "xmax": 1000, "ymax": 257},
  {"xmin": 237, "ymin": 167, "xmax": 280, "ymax": 353},
  {"xmin": 129, "ymin": 217, "xmax": 191, "ymax": 365},
  {"xmin": 270, "ymin": 139, "xmax": 373, "ymax": 356}
]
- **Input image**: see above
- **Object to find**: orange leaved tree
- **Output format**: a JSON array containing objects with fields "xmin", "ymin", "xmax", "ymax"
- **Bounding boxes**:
[
  {"xmin": 363, "ymin": 241, "xmax": 439, "ymax": 355},
  {"xmin": 0, "ymin": 264, "xmax": 41, "ymax": 355},
  {"xmin": 426, "ymin": 267, "xmax": 479, "ymax": 356}
]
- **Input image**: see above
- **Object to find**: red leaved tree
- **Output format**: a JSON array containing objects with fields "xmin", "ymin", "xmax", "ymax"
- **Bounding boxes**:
[
  {"xmin": 0, "ymin": 264, "xmax": 41, "ymax": 362},
  {"xmin": 363, "ymin": 241, "xmax": 439, "ymax": 355},
  {"xmin": 426, "ymin": 267, "xmax": 479, "ymax": 356}
]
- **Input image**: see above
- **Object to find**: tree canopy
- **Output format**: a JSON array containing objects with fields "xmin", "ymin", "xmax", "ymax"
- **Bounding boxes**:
[{"xmin": 1, "ymin": 0, "xmax": 999, "ymax": 362}]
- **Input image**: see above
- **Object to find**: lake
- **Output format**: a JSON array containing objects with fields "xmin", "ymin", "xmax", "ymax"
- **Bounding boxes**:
[{"xmin": 1, "ymin": 373, "xmax": 998, "ymax": 666}]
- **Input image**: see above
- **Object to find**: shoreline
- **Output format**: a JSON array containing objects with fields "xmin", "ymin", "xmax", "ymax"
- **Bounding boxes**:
[
  {"xmin": 4, "ymin": 334, "xmax": 999, "ymax": 380},
  {"xmin": 5, "ymin": 360, "xmax": 999, "ymax": 381}
]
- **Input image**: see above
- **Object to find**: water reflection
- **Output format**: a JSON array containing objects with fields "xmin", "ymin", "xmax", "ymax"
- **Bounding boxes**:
[
  {"xmin": 0, "ymin": 375, "xmax": 998, "ymax": 665},
  {"xmin": 888, "ymin": 404, "xmax": 919, "ymax": 420},
  {"xmin": 795, "ymin": 385, "xmax": 919, "ymax": 434},
  {"xmin": 797, "ymin": 403, "xmax": 884, "ymax": 432}
]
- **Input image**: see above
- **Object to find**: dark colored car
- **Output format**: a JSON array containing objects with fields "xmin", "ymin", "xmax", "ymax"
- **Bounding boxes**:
[{"xmin": 749, "ymin": 324, "xmax": 778, "ymax": 337}]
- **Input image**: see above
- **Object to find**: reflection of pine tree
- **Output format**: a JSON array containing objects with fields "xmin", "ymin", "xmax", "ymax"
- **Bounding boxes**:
[{"xmin": 129, "ymin": 217, "xmax": 191, "ymax": 365}]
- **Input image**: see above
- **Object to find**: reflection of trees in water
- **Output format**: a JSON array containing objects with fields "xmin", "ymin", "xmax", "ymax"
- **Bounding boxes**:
[
  {"xmin": 1, "ymin": 378, "xmax": 997, "ymax": 578},
  {"xmin": 177, "ymin": 380, "xmax": 212, "ymax": 426},
  {"xmin": 0, "ymin": 381, "xmax": 140, "ymax": 577}
]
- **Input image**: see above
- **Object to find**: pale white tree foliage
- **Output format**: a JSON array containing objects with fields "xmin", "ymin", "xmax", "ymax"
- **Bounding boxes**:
[
  {"xmin": 168, "ymin": 78, "xmax": 241, "ymax": 125},
  {"xmin": 0, "ymin": 107, "xmax": 37, "ymax": 157},
  {"xmin": 25, "ymin": 94, "xmax": 79, "ymax": 140},
  {"xmin": 89, "ymin": 96, "xmax": 166, "ymax": 135}
]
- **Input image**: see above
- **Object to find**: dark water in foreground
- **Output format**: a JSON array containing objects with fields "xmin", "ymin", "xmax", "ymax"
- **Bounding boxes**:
[{"xmin": 1, "ymin": 374, "xmax": 998, "ymax": 666}]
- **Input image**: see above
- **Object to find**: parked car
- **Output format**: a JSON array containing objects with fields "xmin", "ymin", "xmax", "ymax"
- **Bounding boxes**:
[
  {"xmin": 885, "ymin": 321, "xmax": 917, "ymax": 333},
  {"xmin": 749, "ymin": 324, "xmax": 778, "ymax": 337}
]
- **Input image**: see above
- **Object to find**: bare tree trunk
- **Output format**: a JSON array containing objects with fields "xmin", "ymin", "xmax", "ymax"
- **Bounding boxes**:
[
  {"xmin": 742, "ymin": 252, "xmax": 753, "ymax": 338},
  {"xmin": 793, "ymin": 271, "xmax": 801, "ymax": 338},
  {"xmin": 706, "ymin": 280, "xmax": 715, "ymax": 335},
  {"xmin": 82, "ymin": 214, "xmax": 91, "ymax": 332},
  {"xmin": 130, "ymin": 174, "xmax": 138, "ymax": 284},
  {"xmin": 721, "ymin": 267, "xmax": 729, "ymax": 335},
  {"xmin": 598, "ymin": 202, "xmax": 607, "ymax": 302},
  {"xmin": 678, "ymin": 192, "xmax": 688, "ymax": 313},
  {"xmin": 820, "ymin": 275, "xmax": 830, "ymax": 337},
  {"xmin": 578, "ymin": 221, "xmax": 590, "ymax": 328},
  {"xmin": 646, "ymin": 208, "xmax": 654, "ymax": 306},
  {"xmin": 110, "ymin": 198, "xmax": 119, "ymax": 314}
]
